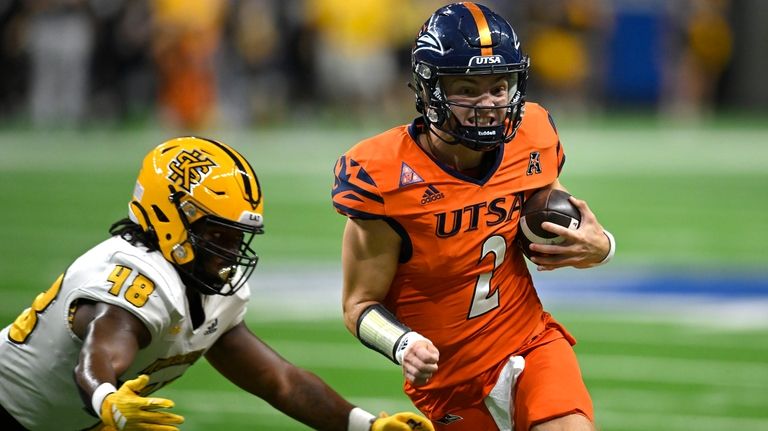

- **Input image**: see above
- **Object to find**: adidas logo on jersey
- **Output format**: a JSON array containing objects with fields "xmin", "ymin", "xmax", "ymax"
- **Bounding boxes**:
[
  {"xmin": 421, "ymin": 185, "xmax": 445, "ymax": 205},
  {"xmin": 435, "ymin": 413, "xmax": 463, "ymax": 424},
  {"xmin": 204, "ymin": 318, "xmax": 219, "ymax": 336}
]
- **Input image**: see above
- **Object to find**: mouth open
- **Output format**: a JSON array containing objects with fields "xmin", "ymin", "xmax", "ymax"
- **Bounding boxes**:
[{"xmin": 466, "ymin": 115, "xmax": 497, "ymax": 127}]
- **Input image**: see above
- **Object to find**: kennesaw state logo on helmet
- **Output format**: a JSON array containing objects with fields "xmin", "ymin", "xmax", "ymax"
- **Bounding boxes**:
[{"xmin": 167, "ymin": 149, "xmax": 218, "ymax": 193}]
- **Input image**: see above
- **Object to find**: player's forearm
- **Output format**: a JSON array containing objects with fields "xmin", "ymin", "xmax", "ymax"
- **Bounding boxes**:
[
  {"xmin": 213, "ymin": 345, "xmax": 352, "ymax": 428},
  {"xmin": 343, "ymin": 297, "xmax": 378, "ymax": 336},
  {"xmin": 74, "ymin": 347, "xmax": 119, "ymax": 393},
  {"xmin": 269, "ymin": 367, "xmax": 356, "ymax": 430},
  {"xmin": 73, "ymin": 309, "xmax": 142, "ymax": 414},
  {"xmin": 74, "ymin": 337, "xmax": 140, "ymax": 414}
]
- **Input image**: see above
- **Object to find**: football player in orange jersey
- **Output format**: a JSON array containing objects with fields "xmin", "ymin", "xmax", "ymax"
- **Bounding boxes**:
[{"xmin": 332, "ymin": 3, "xmax": 616, "ymax": 431}]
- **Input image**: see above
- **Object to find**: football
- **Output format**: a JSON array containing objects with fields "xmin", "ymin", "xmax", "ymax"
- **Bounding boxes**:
[{"xmin": 518, "ymin": 188, "xmax": 581, "ymax": 258}]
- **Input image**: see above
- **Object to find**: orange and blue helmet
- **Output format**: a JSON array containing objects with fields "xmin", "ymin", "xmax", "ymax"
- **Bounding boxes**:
[{"xmin": 411, "ymin": 2, "xmax": 529, "ymax": 151}]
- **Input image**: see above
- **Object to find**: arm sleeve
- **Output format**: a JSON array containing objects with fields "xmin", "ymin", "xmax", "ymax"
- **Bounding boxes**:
[{"xmin": 332, "ymin": 154, "xmax": 386, "ymax": 219}]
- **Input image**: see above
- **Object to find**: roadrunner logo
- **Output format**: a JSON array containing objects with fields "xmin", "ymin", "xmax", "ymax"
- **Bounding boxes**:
[
  {"xmin": 168, "ymin": 150, "xmax": 218, "ymax": 193},
  {"xmin": 414, "ymin": 16, "xmax": 446, "ymax": 55}
]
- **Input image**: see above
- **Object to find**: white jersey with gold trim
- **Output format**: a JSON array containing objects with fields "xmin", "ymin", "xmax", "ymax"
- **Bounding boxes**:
[{"xmin": 0, "ymin": 236, "xmax": 249, "ymax": 430}]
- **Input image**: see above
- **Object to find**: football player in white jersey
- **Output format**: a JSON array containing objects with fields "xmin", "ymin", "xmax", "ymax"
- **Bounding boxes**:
[{"xmin": 0, "ymin": 137, "xmax": 433, "ymax": 431}]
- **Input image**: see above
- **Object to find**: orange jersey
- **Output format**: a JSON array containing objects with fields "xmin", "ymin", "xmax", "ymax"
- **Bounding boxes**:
[{"xmin": 332, "ymin": 103, "xmax": 565, "ymax": 391}]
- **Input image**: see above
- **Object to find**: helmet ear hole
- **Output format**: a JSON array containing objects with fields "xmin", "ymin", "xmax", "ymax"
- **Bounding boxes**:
[{"xmin": 152, "ymin": 205, "xmax": 169, "ymax": 222}]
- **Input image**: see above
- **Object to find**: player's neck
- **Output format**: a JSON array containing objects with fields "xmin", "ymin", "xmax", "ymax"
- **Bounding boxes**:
[{"xmin": 419, "ymin": 132, "xmax": 484, "ymax": 172}]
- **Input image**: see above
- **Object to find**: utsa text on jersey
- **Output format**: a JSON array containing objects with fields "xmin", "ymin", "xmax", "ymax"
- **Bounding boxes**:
[{"xmin": 434, "ymin": 192, "xmax": 523, "ymax": 238}]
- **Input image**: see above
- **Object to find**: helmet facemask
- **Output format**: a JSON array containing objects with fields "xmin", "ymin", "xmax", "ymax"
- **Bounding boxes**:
[
  {"xmin": 445, "ymin": 72, "xmax": 524, "ymax": 151},
  {"xmin": 412, "ymin": 63, "xmax": 528, "ymax": 152},
  {"xmin": 173, "ymin": 198, "xmax": 263, "ymax": 296}
]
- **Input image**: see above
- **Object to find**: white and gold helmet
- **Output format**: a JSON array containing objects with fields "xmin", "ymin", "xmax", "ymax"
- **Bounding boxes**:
[{"xmin": 128, "ymin": 137, "xmax": 264, "ymax": 295}]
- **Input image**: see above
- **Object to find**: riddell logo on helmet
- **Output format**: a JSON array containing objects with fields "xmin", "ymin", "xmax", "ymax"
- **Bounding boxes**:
[{"xmin": 468, "ymin": 55, "xmax": 503, "ymax": 66}]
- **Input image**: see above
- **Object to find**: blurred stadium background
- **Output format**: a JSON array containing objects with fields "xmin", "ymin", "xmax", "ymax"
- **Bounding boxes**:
[{"xmin": 0, "ymin": 0, "xmax": 766, "ymax": 430}]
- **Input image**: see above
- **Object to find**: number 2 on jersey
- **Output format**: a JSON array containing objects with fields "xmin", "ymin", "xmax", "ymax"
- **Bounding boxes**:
[
  {"xmin": 468, "ymin": 235, "xmax": 506, "ymax": 318},
  {"xmin": 107, "ymin": 265, "xmax": 155, "ymax": 308}
]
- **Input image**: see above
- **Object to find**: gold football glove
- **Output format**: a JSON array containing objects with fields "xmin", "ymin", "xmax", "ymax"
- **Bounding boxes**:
[
  {"xmin": 372, "ymin": 412, "xmax": 435, "ymax": 431},
  {"xmin": 100, "ymin": 375, "xmax": 184, "ymax": 431}
]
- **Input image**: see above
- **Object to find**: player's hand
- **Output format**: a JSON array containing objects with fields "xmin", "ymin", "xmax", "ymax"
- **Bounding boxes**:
[
  {"xmin": 372, "ymin": 412, "xmax": 435, "ymax": 431},
  {"xmin": 401, "ymin": 339, "xmax": 439, "ymax": 387},
  {"xmin": 529, "ymin": 196, "xmax": 610, "ymax": 271},
  {"xmin": 100, "ymin": 375, "xmax": 184, "ymax": 431}
]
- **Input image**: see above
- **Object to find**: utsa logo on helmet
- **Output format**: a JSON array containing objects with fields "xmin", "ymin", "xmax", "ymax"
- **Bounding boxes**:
[{"xmin": 468, "ymin": 55, "xmax": 503, "ymax": 66}]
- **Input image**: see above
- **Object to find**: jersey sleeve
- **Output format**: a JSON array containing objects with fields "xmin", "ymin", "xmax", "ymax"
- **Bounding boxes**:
[
  {"xmin": 67, "ymin": 250, "xmax": 181, "ymax": 339},
  {"xmin": 546, "ymin": 110, "xmax": 566, "ymax": 176},
  {"xmin": 226, "ymin": 282, "xmax": 250, "ymax": 330},
  {"xmin": 332, "ymin": 153, "xmax": 386, "ymax": 219},
  {"xmin": 513, "ymin": 103, "xmax": 567, "ymax": 194}
]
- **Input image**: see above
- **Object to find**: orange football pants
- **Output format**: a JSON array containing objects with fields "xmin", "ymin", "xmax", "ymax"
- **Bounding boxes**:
[{"xmin": 425, "ymin": 335, "xmax": 593, "ymax": 431}]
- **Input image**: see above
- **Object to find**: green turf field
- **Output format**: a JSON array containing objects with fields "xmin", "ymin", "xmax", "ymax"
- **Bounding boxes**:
[
  {"xmin": 1, "ymin": 118, "xmax": 767, "ymax": 430},
  {"xmin": 161, "ymin": 314, "xmax": 768, "ymax": 431}
]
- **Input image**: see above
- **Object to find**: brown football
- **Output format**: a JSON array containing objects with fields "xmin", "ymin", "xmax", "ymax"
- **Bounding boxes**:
[{"xmin": 517, "ymin": 189, "xmax": 581, "ymax": 258}]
